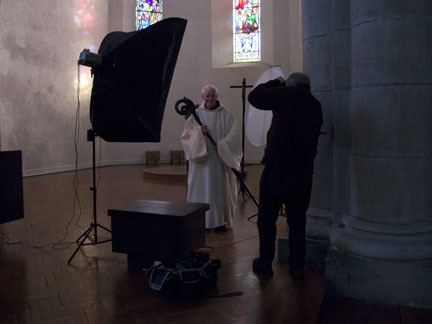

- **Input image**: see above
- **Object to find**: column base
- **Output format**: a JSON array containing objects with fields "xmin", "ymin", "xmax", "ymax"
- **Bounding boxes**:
[
  {"xmin": 325, "ymin": 247, "xmax": 432, "ymax": 308},
  {"xmin": 277, "ymin": 207, "xmax": 332, "ymax": 262},
  {"xmin": 278, "ymin": 231, "xmax": 330, "ymax": 262}
]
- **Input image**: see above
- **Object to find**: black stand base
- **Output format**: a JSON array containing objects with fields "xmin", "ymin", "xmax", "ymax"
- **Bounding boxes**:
[
  {"xmin": 238, "ymin": 171, "xmax": 250, "ymax": 200},
  {"xmin": 67, "ymin": 223, "xmax": 111, "ymax": 264},
  {"xmin": 247, "ymin": 212, "xmax": 258, "ymax": 221}
]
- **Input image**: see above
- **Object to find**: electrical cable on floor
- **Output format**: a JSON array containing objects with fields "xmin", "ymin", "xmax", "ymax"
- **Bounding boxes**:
[
  {"xmin": 49, "ymin": 63, "xmax": 87, "ymax": 249},
  {"xmin": 209, "ymin": 291, "xmax": 244, "ymax": 298}
]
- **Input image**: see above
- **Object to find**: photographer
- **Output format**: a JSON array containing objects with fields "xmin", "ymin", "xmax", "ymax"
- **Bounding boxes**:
[{"xmin": 247, "ymin": 72, "xmax": 323, "ymax": 279}]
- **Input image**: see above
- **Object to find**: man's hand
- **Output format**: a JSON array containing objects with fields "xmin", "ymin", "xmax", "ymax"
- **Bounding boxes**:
[
  {"xmin": 276, "ymin": 76, "xmax": 286, "ymax": 85},
  {"xmin": 201, "ymin": 125, "xmax": 208, "ymax": 134}
]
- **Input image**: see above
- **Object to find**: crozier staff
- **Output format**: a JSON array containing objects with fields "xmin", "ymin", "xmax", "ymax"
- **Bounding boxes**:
[
  {"xmin": 247, "ymin": 73, "xmax": 323, "ymax": 279},
  {"xmin": 180, "ymin": 84, "xmax": 242, "ymax": 231}
]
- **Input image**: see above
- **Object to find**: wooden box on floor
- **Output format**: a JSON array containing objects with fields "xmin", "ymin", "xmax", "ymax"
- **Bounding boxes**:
[
  {"xmin": 108, "ymin": 199, "xmax": 209, "ymax": 269},
  {"xmin": 170, "ymin": 150, "xmax": 185, "ymax": 164},
  {"xmin": 145, "ymin": 151, "xmax": 160, "ymax": 166}
]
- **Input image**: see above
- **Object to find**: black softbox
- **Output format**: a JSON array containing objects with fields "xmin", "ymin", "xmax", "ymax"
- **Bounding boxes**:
[{"xmin": 89, "ymin": 17, "xmax": 187, "ymax": 142}]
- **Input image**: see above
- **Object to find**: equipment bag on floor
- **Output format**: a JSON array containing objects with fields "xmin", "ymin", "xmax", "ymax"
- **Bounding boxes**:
[{"xmin": 144, "ymin": 252, "xmax": 221, "ymax": 299}]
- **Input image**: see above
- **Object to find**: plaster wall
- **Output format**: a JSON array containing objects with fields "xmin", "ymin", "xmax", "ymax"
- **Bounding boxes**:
[{"xmin": 0, "ymin": 0, "xmax": 109, "ymax": 175}]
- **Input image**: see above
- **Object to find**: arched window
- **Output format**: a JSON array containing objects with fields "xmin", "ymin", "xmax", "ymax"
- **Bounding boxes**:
[
  {"xmin": 233, "ymin": 0, "xmax": 261, "ymax": 62},
  {"xmin": 136, "ymin": 0, "xmax": 163, "ymax": 30}
]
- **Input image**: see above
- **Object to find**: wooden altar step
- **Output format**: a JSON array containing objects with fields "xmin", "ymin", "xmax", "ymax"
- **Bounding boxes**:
[
  {"xmin": 142, "ymin": 164, "xmax": 188, "ymax": 182},
  {"xmin": 142, "ymin": 164, "xmax": 251, "ymax": 184}
]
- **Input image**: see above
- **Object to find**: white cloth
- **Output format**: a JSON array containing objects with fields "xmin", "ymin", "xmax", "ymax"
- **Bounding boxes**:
[
  {"xmin": 245, "ymin": 66, "xmax": 285, "ymax": 147},
  {"xmin": 181, "ymin": 120, "xmax": 208, "ymax": 162},
  {"xmin": 180, "ymin": 102, "xmax": 242, "ymax": 229}
]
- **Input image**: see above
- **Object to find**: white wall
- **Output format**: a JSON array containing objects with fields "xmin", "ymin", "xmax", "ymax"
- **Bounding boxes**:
[{"xmin": 0, "ymin": 0, "xmax": 109, "ymax": 175}]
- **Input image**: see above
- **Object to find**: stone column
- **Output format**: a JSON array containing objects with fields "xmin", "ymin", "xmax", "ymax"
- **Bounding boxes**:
[
  {"xmin": 279, "ymin": 0, "xmax": 348, "ymax": 262},
  {"xmin": 326, "ymin": 0, "xmax": 432, "ymax": 307}
]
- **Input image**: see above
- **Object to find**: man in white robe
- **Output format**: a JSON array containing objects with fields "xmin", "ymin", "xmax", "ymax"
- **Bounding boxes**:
[{"xmin": 181, "ymin": 84, "xmax": 242, "ymax": 230}]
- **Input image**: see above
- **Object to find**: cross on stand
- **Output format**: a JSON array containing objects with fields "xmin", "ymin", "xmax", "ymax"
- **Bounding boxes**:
[{"xmin": 230, "ymin": 78, "xmax": 253, "ymax": 201}]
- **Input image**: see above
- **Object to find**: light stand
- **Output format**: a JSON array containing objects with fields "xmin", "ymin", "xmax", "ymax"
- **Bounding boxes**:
[
  {"xmin": 68, "ymin": 129, "xmax": 111, "ymax": 264},
  {"xmin": 68, "ymin": 18, "xmax": 188, "ymax": 264},
  {"xmin": 230, "ymin": 78, "xmax": 253, "ymax": 201}
]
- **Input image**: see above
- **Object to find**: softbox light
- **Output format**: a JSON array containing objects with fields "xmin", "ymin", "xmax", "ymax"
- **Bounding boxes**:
[{"xmin": 89, "ymin": 17, "xmax": 187, "ymax": 142}]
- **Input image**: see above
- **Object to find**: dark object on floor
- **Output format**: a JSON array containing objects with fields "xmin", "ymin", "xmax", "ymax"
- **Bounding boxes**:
[
  {"xmin": 0, "ymin": 150, "xmax": 24, "ymax": 224},
  {"xmin": 290, "ymin": 266, "xmax": 304, "ymax": 280},
  {"xmin": 108, "ymin": 200, "xmax": 209, "ymax": 269},
  {"xmin": 252, "ymin": 258, "xmax": 273, "ymax": 277},
  {"xmin": 214, "ymin": 225, "xmax": 228, "ymax": 232},
  {"xmin": 144, "ymin": 252, "xmax": 221, "ymax": 299}
]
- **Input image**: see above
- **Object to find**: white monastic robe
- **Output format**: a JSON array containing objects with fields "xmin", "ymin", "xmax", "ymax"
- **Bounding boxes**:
[{"xmin": 180, "ymin": 102, "xmax": 242, "ymax": 229}]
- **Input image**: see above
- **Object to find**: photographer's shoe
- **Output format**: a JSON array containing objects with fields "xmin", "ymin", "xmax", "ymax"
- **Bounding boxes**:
[
  {"xmin": 214, "ymin": 225, "xmax": 227, "ymax": 232},
  {"xmin": 290, "ymin": 266, "xmax": 304, "ymax": 280},
  {"xmin": 252, "ymin": 258, "xmax": 273, "ymax": 277}
]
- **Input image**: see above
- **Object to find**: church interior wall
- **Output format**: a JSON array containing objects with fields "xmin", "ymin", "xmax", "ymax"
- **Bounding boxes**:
[
  {"xmin": 0, "ymin": 0, "xmax": 110, "ymax": 176},
  {"xmin": 1, "ymin": 0, "xmax": 431, "ymax": 309},
  {"xmin": 0, "ymin": 0, "xmax": 302, "ymax": 176}
]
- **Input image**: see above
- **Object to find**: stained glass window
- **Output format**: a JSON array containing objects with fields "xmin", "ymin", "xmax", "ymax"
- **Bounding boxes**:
[
  {"xmin": 136, "ymin": 0, "xmax": 163, "ymax": 30},
  {"xmin": 233, "ymin": 0, "xmax": 261, "ymax": 62}
]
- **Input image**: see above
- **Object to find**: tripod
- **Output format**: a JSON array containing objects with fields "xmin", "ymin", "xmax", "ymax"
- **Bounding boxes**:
[
  {"xmin": 68, "ymin": 129, "xmax": 112, "ymax": 264},
  {"xmin": 230, "ymin": 78, "xmax": 253, "ymax": 201}
]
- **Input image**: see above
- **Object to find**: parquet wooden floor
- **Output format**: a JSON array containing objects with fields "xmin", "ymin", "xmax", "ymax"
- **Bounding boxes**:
[
  {"xmin": 0, "ymin": 164, "xmax": 325, "ymax": 324},
  {"xmin": 1, "ymin": 164, "xmax": 431, "ymax": 323}
]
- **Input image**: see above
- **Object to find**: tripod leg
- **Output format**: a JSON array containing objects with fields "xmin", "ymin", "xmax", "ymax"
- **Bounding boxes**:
[
  {"xmin": 231, "ymin": 168, "xmax": 259, "ymax": 208},
  {"xmin": 96, "ymin": 223, "xmax": 112, "ymax": 233},
  {"xmin": 94, "ymin": 224, "xmax": 112, "ymax": 244},
  {"xmin": 240, "ymin": 169, "xmax": 254, "ymax": 201},
  {"xmin": 238, "ymin": 177, "xmax": 248, "ymax": 201},
  {"xmin": 241, "ymin": 188, "xmax": 247, "ymax": 200},
  {"xmin": 247, "ymin": 212, "xmax": 258, "ymax": 221},
  {"xmin": 73, "ymin": 225, "xmax": 93, "ymax": 244},
  {"xmin": 68, "ymin": 225, "xmax": 94, "ymax": 264}
]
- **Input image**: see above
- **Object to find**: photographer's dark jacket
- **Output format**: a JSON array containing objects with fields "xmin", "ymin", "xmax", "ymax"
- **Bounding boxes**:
[{"xmin": 247, "ymin": 79, "xmax": 323, "ymax": 175}]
